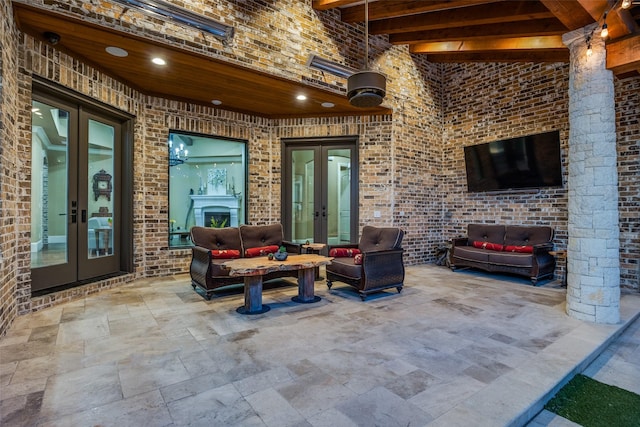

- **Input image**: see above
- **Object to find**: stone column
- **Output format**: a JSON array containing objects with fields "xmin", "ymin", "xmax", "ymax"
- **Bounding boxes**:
[{"xmin": 562, "ymin": 25, "xmax": 620, "ymax": 323}]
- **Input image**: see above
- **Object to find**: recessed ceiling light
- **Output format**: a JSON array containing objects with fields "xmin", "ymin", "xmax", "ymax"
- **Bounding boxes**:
[
  {"xmin": 31, "ymin": 107, "xmax": 40, "ymax": 112},
  {"xmin": 211, "ymin": 100, "xmax": 222, "ymax": 105},
  {"xmin": 105, "ymin": 46, "xmax": 128, "ymax": 57},
  {"xmin": 296, "ymin": 94, "xmax": 307, "ymax": 101},
  {"xmin": 321, "ymin": 102, "xmax": 335, "ymax": 108},
  {"xmin": 152, "ymin": 57, "xmax": 166, "ymax": 65}
]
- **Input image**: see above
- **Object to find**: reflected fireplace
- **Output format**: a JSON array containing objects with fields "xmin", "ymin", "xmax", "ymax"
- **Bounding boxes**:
[{"xmin": 190, "ymin": 194, "xmax": 240, "ymax": 227}]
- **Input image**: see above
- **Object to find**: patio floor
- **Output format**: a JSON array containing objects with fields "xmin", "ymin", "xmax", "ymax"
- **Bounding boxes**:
[{"xmin": 1, "ymin": 264, "xmax": 639, "ymax": 426}]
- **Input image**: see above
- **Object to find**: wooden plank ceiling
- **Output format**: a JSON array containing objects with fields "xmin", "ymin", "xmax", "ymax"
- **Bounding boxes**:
[
  {"xmin": 314, "ymin": 0, "xmax": 640, "ymax": 73},
  {"xmin": 13, "ymin": 1, "xmax": 640, "ymax": 119}
]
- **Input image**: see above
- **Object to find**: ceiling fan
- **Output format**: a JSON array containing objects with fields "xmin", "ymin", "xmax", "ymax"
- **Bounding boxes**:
[{"xmin": 346, "ymin": 0, "xmax": 386, "ymax": 108}]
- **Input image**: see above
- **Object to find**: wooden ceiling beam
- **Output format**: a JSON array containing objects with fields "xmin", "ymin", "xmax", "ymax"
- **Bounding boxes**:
[
  {"xmin": 410, "ymin": 35, "xmax": 566, "ymax": 53},
  {"xmin": 370, "ymin": 1, "xmax": 554, "ymax": 35},
  {"xmin": 606, "ymin": 34, "xmax": 640, "ymax": 75},
  {"xmin": 312, "ymin": 0, "xmax": 360, "ymax": 11},
  {"xmin": 339, "ymin": 0, "xmax": 502, "ymax": 23},
  {"xmin": 390, "ymin": 18, "xmax": 567, "ymax": 44},
  {"xmin": 424, "ymin": 50, "xmax": 570, "ymax": 62},
  {"xmin": 540, "ymin": 0, "xmax": 595, "ymax": 30}
]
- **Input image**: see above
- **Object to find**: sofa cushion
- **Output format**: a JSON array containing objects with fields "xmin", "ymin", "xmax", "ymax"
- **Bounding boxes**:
[
  {"xmin": 453, "ymin": 246, "xmax": 490, "ymax": 263},
  {"xmin": 191, "ymin": 226, "xmax": 242, "ymax": 251},
  {"xmin": 504, "ymin": 225, "xmax": 553, "ymax": 246},
  {"xmin": 359, "ymin": 226, "xmax": 404, "ymax": 252},
  {"xmin": 329, "ymin": 248, "xmax": 361, "ymax": 257},
  {"xmin": 488, "ymin": 252, "xmax": 533, "ymax": 268},
  {"xmin": 504, "ymin": 245, "xmax": 534, "ymax": 253},
  {"xmin": 328, "ymin": 257, "xmax": 362, "ymax": 279},
  {"xmin": 211, "ymin": 249, "xmax": 241, "ymax": 259},
  {"xmin": 240, "ymin": 224, "xmax": 283, "ymax": 253},
  {"xmin": 467, "ymin": 224, "xmax": 505, "ymax": 245},
  {"xmin": 472, "ymin": 241, "xmax": 504, "ymax": 251},
  {"xmin": 244, "ymin": 245, "xmax": 279, "ymax": 258}
]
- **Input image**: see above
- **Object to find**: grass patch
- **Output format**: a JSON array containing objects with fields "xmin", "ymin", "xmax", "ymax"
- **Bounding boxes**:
[{"xmin": 545, "ymin": 374, "xmax": 640, "ymax": 427}]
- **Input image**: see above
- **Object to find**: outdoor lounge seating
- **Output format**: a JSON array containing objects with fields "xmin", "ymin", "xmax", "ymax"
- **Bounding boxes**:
[
  {"xmin": 189, "ymin": 223, "xmax": 301, "ymax": 299},
  {"xmin": 326, "ymin": 225, "xmax": 405, "ymax": 300},
  {"xmin": 449, "ymin": 223, "xmax": 555, "ymax": 284}
]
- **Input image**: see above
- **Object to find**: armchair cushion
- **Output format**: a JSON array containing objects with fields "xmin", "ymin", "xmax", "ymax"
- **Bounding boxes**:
[
  {"xmin": 329, "ymin": 248, "xmax": 361, "ymax": 257},
  {"xmin": 240, "ymin": 223, "xmax": 284, "ymax": 253},
  {"xmin": 359, "ymin": 226, "xmax": 403, "ymax": 252}
]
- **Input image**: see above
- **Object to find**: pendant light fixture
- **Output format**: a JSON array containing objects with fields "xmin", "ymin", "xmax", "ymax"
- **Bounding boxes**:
[{"xmin": 347, "ymin": 0, "xmax": 386, "ymax": 108}]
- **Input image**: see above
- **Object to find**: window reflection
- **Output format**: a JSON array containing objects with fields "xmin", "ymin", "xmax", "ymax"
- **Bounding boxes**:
[{"xmin": 168, "ymin": 132, "xmax": 247, "ymax": 248}]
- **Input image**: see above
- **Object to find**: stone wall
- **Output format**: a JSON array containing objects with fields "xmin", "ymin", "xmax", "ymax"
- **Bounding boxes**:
[{"xmin": 0, "ymin": 0, "xmax": 20, "ymax": 336}]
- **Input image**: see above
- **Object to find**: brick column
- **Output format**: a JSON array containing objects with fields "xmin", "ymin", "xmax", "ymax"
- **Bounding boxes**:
[{"xmin": 562, "ymin": 25, "xmax": 620, "ymax": 323}]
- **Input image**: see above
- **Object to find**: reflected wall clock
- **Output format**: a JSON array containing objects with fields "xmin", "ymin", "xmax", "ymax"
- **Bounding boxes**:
[{"xmin": 93, "ymin": 169, "xmax": 112, "ymax": 201}]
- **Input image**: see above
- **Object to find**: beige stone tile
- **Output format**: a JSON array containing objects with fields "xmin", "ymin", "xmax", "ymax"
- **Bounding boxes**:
[
  {"xmin": 245, "ymin": 387, "xmax": 306, "ymax": 427},
  {"xmin": 38, "ymin": 390, "xmax": 172, "ymax": 427},
  {"xmin": 117, "ymin": 352, "xmax": 191, "ymax": 398},
  {"xmin": 55, "ymin": 315, "xmax": 110, "ymax": 345},
  {"xmin": 38, "ymin": 364, "xmax": 122, "ymax": 421}
]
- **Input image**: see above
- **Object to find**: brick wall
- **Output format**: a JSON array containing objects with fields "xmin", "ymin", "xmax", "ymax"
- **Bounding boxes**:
[
  {"xmin": 616, "ymin": 76, "xmax": 640, "ymax": 292},
  {"xmin": 0, "ymin": 0, "xmax": 20, "ymax": 336},
  {"xmin": 1, "ymin": 0, "xmax": 638, "ymax": 336},
  {"xmin": 441, "ymin": 62, "xmax": 571, "ymax": 281}
]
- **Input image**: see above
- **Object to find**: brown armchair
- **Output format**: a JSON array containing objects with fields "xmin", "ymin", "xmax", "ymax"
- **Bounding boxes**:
[{"xmin": 326, "ymin": 225, "xmax": 405, "ymax": 300}]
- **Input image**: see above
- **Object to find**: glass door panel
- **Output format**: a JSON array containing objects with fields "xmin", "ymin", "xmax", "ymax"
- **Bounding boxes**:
[
  {"xmin": 87, "ymin": 119, "xmax": 114, "ymax": 259},
  {"xmin": 283, "ymin": 138, "xmax": 358, "ymax": 246},
  {"xmin": 326, "ymin": 148, "xmax": 352, "ymax": 246},
  {"xmin": 290, "ymin": 149, "xmax": 315, "ymax": 243},
  {"xmin": 30, "ymin": 98, "xmax": 78, "ymax": 290}
]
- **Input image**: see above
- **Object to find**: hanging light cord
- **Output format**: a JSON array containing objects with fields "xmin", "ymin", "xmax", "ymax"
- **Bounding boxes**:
[{"xmin": 364, "ymin": 0, "xmax": 369, "ymax": 70}]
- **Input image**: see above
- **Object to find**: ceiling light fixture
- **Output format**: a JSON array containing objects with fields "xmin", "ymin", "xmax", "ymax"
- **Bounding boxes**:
[
  {"xmin": 306, "ymin": 54, "xmax": 356, "ymax": 79},
  {"xmin": 321, "ymin": 102, "xmax": 335, "ymax": 108},
  {"xmin": 347, "ymin": 0, "xmax": 386, "ymax": 108},
  {"xmin": 168, "ymin": 137, "xmax": 188, "ymax": 167},
  {"xmin": 106, "ymin": 46, "xmax": 129, "ymax": 57},
  {"xmin": 296, "ymin": 94, "xmax": 307, "ymax": 101},
  {"xmin": 152, "ymin": 57, "xmax": 166, "ymax": 65},
  {"xmin": 621, "ymin": 0, "xmax": 631, "ymax": 9},
  {"xmin": 211, "ymin": 99, "xmax": 222, "ymax": 105},
  {"xmin": 111, "ymin": 0, "xmax": 234, "ymax": 41}
]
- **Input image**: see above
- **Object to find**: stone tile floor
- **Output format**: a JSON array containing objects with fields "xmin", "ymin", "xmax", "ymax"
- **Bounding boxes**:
[{"xmin": 1, "ymin": 265, "xmax": 639, "ymax": 427}]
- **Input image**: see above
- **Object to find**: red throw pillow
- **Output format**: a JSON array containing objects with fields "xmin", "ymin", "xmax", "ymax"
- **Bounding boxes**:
[
  {"xmin": 504, "ymin": 245, "xmax": 534, "ymax": 253},
  {"xmin": 211, "ymin": 249, "xmax": 241, "ymax": 259},
  {"xmin": 244, "ymin": 245, "xmax": 279, "ymax": 258},
  {"xmin": 472, "ymin": 241, "xmax": 504, "ymax": 251},
  {"xmin": 329, "ymin": 248, "xmax": 362, "ymax": 257},
  {"xmin": 353, "ymin": 253, "xmax": 363, "ymax": 265}
]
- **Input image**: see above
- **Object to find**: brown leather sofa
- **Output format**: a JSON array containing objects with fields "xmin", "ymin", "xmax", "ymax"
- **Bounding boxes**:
[
  {"xmin": 189, "ymin": 223, "xmax": 301, "ymax": 299},
  {"xmin": 449, "ymin": 224, "xmax": 555, "ymax": 285},
  {"xmin": 326, "ymin": 225, "xmax": 405, "ymax": 300}
]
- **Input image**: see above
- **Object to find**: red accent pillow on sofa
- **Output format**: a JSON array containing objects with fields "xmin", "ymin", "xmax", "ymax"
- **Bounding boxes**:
[
  {"xmin": 211, "ymin": 249, "xmax": 241, "ymax": 259},
  {"xmin": 244, "ymin": 245, "xmax": 279, "ymax": 258},
  {"xmin": 504, "ymin": 245, "xmax": 534, "ymax": 253},
  {"xmin": 329, "ymin": 248, "xmax": 362, "ymax": 257},
  {"xmin": 472, "ymin": 241, "xmax": 504, "ymax": 251},
  {"xmin": 353, "ymin": 253, "xmax": 363, "ymax": 265}
]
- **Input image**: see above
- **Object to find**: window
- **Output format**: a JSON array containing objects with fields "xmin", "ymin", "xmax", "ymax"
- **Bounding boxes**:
[{"xmin": 168, "ymin": 131, "xmax": 247, "ymax": 248}]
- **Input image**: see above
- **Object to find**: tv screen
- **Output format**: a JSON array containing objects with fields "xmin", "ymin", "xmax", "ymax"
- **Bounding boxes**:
[{"xmin": 464, "ymin": 131, "xmax": 563, "ymax": 192}]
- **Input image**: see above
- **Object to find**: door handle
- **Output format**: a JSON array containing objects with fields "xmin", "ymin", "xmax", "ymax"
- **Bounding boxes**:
[
  {"xmin": 81, "ymin": 210, "xmax": 87, "ymax": 223},
  {"xmin": 322, "ymin": 206, "xmax": 326, "ymax": 217},
  {"xmin": 314, "ymin": 211, "xmax": 319, "ymax": 218}
]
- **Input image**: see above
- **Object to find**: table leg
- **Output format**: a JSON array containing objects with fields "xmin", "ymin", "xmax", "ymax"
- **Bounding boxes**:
[
  {"xmin": 292, "ymin": 267, "xmax": 321, "ymax": 304},
  {"xmin": 236, "ymin": 275, "xmax": 270, "ymax": 315}
]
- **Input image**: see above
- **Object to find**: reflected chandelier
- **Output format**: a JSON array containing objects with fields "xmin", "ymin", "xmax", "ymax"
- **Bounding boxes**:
[{"xmin": 168, "ymin": 138, "xmax": 188, "ymax": 167}]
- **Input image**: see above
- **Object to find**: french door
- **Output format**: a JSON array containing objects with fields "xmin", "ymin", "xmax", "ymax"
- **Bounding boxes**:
[
  {"xmin": 30, "ymin": 92, "xmax": 123, "ymax": 293},
  {"xmin": 282, "ymin": 137, "xmax": 359, "ymax": 246}
]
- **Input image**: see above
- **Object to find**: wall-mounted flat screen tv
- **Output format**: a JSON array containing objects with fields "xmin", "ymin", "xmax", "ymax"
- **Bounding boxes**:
[{"xmin": 464, "ymin": 131, "xmax": 563, "ymax": 192}]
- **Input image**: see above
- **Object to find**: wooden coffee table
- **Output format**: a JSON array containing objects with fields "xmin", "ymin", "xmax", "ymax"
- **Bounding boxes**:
[{"xmin": 221, "ymin": 254, "xmax": 333, "ymax": 315}]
